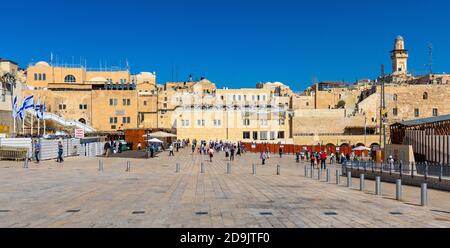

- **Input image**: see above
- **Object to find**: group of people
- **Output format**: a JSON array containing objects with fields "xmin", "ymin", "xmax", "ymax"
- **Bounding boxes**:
[
  {"xmin": 103, "ymin": 140, "xmax": 123, "ymax": 157},
  {"xmin": 190, "ymin": 140, "xmax": 245, "ymax": 162},
  {"xmin": 33, "ymin": 139, "xmax": 64, "ymax": 164}
]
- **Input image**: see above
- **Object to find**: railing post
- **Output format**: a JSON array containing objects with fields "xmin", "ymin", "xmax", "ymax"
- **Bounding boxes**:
[
  {"xmin": 411, "ymin": 162, "xmax": 415, "ymax": 178},
  {"xmin": 396, "ymin": 179, "xmax": 402, "ymax": 201},
  {"xmin": 360, "ymin": 174, "xmax": 365, "ymax": 191},
  {"xmin": 277, "ymin": 164, "xmax": 280, "ymax": 175},
  {"xmin": 421, "ymin": 183, "xmax": 428, "ymax": 207},
  {"xmin": 399, "ymin": 160, "xmax": 403, "ymax": 178},
  {"xmin": 375, "ymin": 176, "xmax": 381, "ymax": 195},
  {"xmin": 304, "ymin": 165, "xmax": 308, "ymax": 177},
  {"xmin": 336, "ymin": 170, "xmax": 341, "ymax": 185},
  {"xmin": 318, "ymin": 167, "xmax": 322, "ymax": 180},
  {"xmin": 326, "ymin": 168, "xmax": 331, "ymax": 183},
  {"xmin": 347, "ymin": 171, "xmax": 352, "ymax": 188},
  {"xmin": 439, "ymin": 163, "xmax": 443, "ymax": 182},
  {"xmin": 310, "ymin": 165, "xmax": 314, "ymax": 178}
]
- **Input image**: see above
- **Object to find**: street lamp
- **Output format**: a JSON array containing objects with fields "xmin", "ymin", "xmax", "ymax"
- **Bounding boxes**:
[{"xmin": 1, "ymin": 73, "xmax": 17, "ymax": 135}]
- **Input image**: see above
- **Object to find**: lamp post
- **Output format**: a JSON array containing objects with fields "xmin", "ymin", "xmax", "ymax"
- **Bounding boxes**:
[{"xmin": 1, "ymin": 73, "xmax": 17, "ymax": 136}]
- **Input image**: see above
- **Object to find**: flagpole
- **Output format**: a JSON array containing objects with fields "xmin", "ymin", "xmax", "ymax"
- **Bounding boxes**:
[
  {"xmin": 44, "ymin": 118, "xmax": 46, "ymax": 136},
  {"xmin": 37, "ymin": 117, "xmax": 40, "ymax": 137},
  {"xmin": 13, "ymin": 117, "xmax": 16, "ymax": 135},
  {"xmin": 22, "ymin": 113, "xmax": 25, "ymax": 135},
  {"xmin": 31, "ymin": 113, "xmax": 33, "ymax": 137}
]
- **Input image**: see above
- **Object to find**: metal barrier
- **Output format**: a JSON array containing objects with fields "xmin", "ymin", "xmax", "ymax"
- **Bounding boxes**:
[{"xmin": 0, "ymin": 147, "xmax": 28, "ymax": 161}]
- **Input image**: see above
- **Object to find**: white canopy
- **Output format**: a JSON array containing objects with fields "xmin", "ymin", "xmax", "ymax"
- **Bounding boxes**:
[
  {"xmin": 353, "ymin": 146, "xmax": 371, "ymax": 151},
  {"xmin": 143, "ymin": 131, "xmax": 177, "ymax": 138},
  {"xmin": 147, "ymin": 138, "xmax": 163, "ymax": 143}
]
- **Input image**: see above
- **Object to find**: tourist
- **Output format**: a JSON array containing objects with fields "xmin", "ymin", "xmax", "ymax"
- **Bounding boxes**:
[
  {"xmin": 237, "ymin": 146, "xmax": 241, "ymax": 156},
  {"xmin": 191, "ymin": 143, "xmax": 196, "ymax": 154},
  {"xmin": 104, "ymin": 142, "xmax": 111, "ymax": 157},
  {"xmin": 150, "ymin": 144, "xmax": 155, "ymax": 158},
  {"xmin": 310, "ymin": 153, "xmax": 316, "ymax": 168},
  {"xmin": 225, "ymin": 146, "xmax": 229, "ymax": 158},
  {"xmin": 320, "ymin": 152, "xmax": 327, "ymax": 169},
  {"xmin": 330, "ymin": 152, "xmax": 335, "ymax": 164},
  {"xmin": 388, "ymin": 155, "xmax": 395, "ymax": 170},
  {"xmin": 208, "ymin": 147, "xmax": 214, "ymax": 162},
  {"xmin": 296, "ymin": 151, "xmax": 300, "ymax": 163},
  {"xmin": 137, "ymin": 142, "xmax": 142, "ymax": 151},
  {"xmin": 169, "ymin": 144, "xmax": 174, "ymax": 156},
  {"xmin": 34, "ymin": 140, "xmax": 40, "ymax": 164},
  {"xmin": 279, "ymin": 147, "xmax": 283, "ymax": 158},
  {"xmin": 260, "ymin": 151, "xmax": 267, "ymax": 165},
  {"xmin": 57, "ymin": 141, "xmax": 64, "ymax": 163},
  {"xmin": 230, "ymin": 146, "xmax": 235, "ymax": 161}
]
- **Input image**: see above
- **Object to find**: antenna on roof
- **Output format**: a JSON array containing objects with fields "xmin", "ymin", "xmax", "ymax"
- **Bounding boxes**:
[{"xmin": 428, "ymin": 43, "xmax": 433, "ymax": 75}]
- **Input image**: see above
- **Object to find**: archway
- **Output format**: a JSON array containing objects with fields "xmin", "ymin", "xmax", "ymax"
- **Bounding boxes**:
[
  {"xmin": 78, "ymin": 118, "xmax": 86, "ymax": 124},
  {"xmin": 325, "ymin": 143, "xmax": 336, "ymax": 155}
]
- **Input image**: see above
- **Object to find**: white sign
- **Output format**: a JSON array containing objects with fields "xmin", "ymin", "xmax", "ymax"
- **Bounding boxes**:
[{"xmin": 74, "ymin": 129, "xmax": 85, "ymax": 139}]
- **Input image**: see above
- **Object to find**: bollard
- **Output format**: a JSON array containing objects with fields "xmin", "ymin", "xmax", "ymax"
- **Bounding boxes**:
[
  {"xmin": 360, "ymin": 174, "xmax": 365, "ymax": 191},
  {"xmin": 375, "ymin": 176, "xmax": 381, "ymax": 195},
  {"xmin": 252, "ymin": 163, "xmax": 256, "ymax": 175},
  {"xmin": 421, "ymin": 183, "xmax": 428, "ymax": 207},
  {"xmin": 304, "ymin": 165, "xmax": 308, "ymax": 177},
  {"xmin": 318, "ymin": 168, "xmax": 322, "ymax": 180},
  {"xmin": 201, "ymin": 163, "xmax": 205, "ymax": 173},
  {"xmin": 396, "ymin": 179, "xmax": 402, "ymax": 201},
  {"xmin": 227, "ymin": 163, "xmax": 231, "ymax": 174},
  {"xmin": 336, "ymin": 170, "xmax": 341, "ymax": 185},
  {"xmin": 347, "ymin": 171, "xmax": 352, "ymax": 188},
  {"xmin": 310, "ymin": 166, "xmax": 314, "ymax": 178},
  {"xmin": 176, "ymin": 163, "xmax": 180, "ymax": 173},
  {"xmin": 277, "ymin": 165, "xmax": 280, "ymax": 175},
  {"xmin": 326, "ymin": 169, "xmax": 331, "ymax": 183},
  {"xmin": 99, "ymin": 160, "xmax": 104, "ymax": 172},
  {"xmin": 23, "ymin": 159, "xmax": 29, "ymax": 169},
  {"xmin": 125, "ymin": 161, "xmax": 131, "ymax": 172}
]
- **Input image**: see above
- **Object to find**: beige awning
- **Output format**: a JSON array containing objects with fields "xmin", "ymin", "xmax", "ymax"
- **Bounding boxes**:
[{"xmin": 143, "ymin": 131, "xmax": 177, "ymax": 138}]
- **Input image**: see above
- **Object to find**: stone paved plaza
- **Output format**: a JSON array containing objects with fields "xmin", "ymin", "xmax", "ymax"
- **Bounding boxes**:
[{"xmin": 1, "ymin": 148, "xmax": 450, "ymax": 228}]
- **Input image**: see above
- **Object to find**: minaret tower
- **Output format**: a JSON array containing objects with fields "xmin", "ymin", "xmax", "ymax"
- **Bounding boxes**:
[{"xmin": 390, "ymin": 35, "xmax": 409, "ymax": 76}]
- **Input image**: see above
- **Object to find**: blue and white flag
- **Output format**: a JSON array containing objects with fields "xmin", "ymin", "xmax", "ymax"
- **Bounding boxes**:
[
  {"xmin": 18, "ymin": 95, "xmax": 34, "ymax": 120},
  {"xmin": 35, "ymin": 97, "xmax": 42, "ymax": 119},
  {"xmin": 12, "ymin": 96, "xmax": 18, "ymax": 118},
  {"xmin": 42, "ymin": 102, "xmax": 46, "ymax": 119}
]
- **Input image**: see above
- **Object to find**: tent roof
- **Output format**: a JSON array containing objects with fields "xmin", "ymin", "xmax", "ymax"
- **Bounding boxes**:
[
  {"xmin": 147, "ymin": 138, "xmax": 163, "ymax": 143},
  {"xmin": 143, "ymin": 131, "xmax": 177, "ymax": 138}
]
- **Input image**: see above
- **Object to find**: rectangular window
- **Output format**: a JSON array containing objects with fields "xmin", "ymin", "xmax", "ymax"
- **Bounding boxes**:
[
  {"xmin": 414, "ymin": 109, "xmax": 420, "ymax": 118},
  {"xmin": 110, "ymin": 117, "xmax": 114, "ymax": 124},
  {"xmin": 144, "ymin": 101, "xmax": 147, "ymax": 106},
  {"xmin": 260, "ymin": 131, "xmax": 268, "ymax": 140},
  {"xmin": 122, "ymin": 117, "xmax": 127, "ymax": 123},
  {"xmin": 243, "ymin": 119, "xmax": 250, "ymax": 126},
  {"xmin": 109, "ymin": 99, "xmax": 113, "ymax": 106},
  {"xmin": 270, "ymin": 131, "xmax": 276, "ymax": 140},
  {"xmin": 111, "ymin": 125, "xmax": 116, "ymax": 130},
  {"xmin": 114, "ymin": 99, "xmax": 118, "ymax": 106},
  {"xmin": 34, "ymin": 73, "xmax": 37, "ymax": 81},
  {"xmin": 127, "ymin": 99, "xmax": 131, "ymax": 105},
  {"xmin": 43, "ymin": 74, "xmax": 46, "ymax": 81},
  {"xmin": 433, "ymin": 108, "xmax": 438, "ymax": 117},
  {"xmin": 253, "ymin": 131, "xmax": 258, "ymax": 140},
  {"xmin": 243, "ymin": 132, "xmax": 250, "ymax": 139},
  {"xmin": 278, "ymin": 131, "xmax": 285, "ymax": 139},
  {"xmin": 393, "ymin": 108, "xmax": 398, "ymax": 117}
]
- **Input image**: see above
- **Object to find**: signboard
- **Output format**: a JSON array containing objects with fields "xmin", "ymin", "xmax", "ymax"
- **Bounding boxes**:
[
  {"xmin": 74, "ymin": 129, "xmax": 85, "ymax": 139},
  {"xmin": 115, "ymin": 110, "xmax": 125, "ymax": 116}
]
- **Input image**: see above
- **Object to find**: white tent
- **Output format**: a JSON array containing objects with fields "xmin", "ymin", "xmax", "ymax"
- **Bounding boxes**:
[
  {"xmin": 143, "ymin": 131, "xmax": 177, "ymax": 138},
  {"xmin": 147, "ymin": 138, "xmax": 163, "ymax": 143},
  {"xmin": 353, "ymin": 146, "xmax": 371, "ymax": 151}
]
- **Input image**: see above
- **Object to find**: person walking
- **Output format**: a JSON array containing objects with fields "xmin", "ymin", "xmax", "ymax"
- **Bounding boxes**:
[
  {"xmin": 279, "ymin": 146, "xmax": 283, "ymax": 158},
  {"xmin": 310, "ymin": 153, "xmax": 316, "ymax": 168},
  {"xmin": 150, "ymin": 144, "xmax": 155, "ymax": 158},
  {"xmin": 230, "ymin": 146, "xmax": 235, "ymax": 161},
  {"xmin": 260, "ymin": 151, "xmax": 267, "ymax": 165},
  {"xmin": 137, "ymin": 142, "xmax": 142, "ymax": 151},
  {"xmin": 330, "ymin": 152, "xmax": 335, "ymax": 165},
  {"xmin": 320, "ymin": 152, "xmax": 327, "ymax": 169},
  {"xmin": 169, "ymin": 144, "xmax": 174, "ymax": 156},
  {"xmin": 34, "ymin": 140, "xmax": 40, "ymax": 164},
  {"xmin": 191, "ymin": 143, "xmax": 196, "ymax": 154},
  {"xmin": 104, "ymin": 141, "xmax": 111, "ymax": 157},
  {"xmin": 57, "ymin": 141, "xmax": 64, "ymax": 163},
  {"xmin": 296, "ymin": 151, "xmax": 300, "ymax": 163},
  {"xmin": 208, "ymin": 147, "xmax": 214, "ymax": 162}
]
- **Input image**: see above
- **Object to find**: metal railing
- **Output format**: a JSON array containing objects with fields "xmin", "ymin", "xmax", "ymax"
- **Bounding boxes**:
[{"xmin": 342, "ymin": 160, "xmax": 450, "ymax": 180}]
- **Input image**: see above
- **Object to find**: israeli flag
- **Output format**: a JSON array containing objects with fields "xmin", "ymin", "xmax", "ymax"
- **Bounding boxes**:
[
  {"xmin": 18, "ymin": 95, "xmax": 34, "ymax": 120},
  {"xmin": 12, "ymin": 96, "xmax": 18, "ymax": 118},
  {"xmin": 35, "ymin": 97, "xmax": 42, "ymax": 119},
  {"xmin": 42, "ymin": 102, "xmax": 46, "ymax": 119}
]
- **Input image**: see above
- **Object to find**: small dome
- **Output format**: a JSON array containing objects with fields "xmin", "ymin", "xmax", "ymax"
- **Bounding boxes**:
[
  {"xmin": 396, "ymin": 35, "xmax": 404, "ymax": 41},
  {"xmin": 35, "ymin": 61, "xmax": 50, "ymax": 67}
]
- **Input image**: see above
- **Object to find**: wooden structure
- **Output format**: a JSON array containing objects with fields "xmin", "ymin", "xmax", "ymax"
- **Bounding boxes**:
[{"xmin": 390, "ymin": 114, "xmax": 450, "ymax": 163}]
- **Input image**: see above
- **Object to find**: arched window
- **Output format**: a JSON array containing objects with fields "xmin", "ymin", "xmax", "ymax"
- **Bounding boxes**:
[
  {"xmin": 393, "ymin": 94, "xmax": 398, "ymax": 101},
  {"xmin": 64, "ymin": 75, "xmax": 76, "ymax": 83},
  {"xmin": 423, "ymin": 92, "xmax": 428, "ymax": 100}
]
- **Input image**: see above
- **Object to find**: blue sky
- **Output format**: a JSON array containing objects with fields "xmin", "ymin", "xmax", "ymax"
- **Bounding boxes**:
[{"xmin": 1, "ymin": 0, "xmax": 449, "ymax": 91}]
